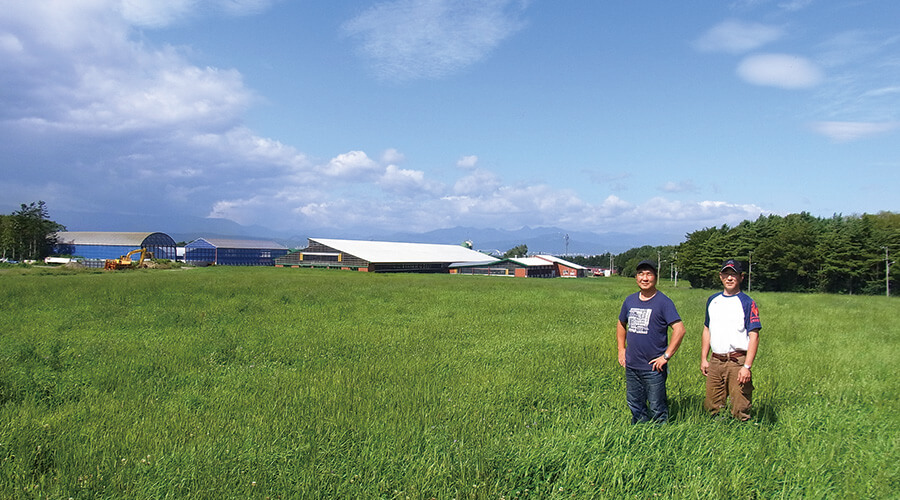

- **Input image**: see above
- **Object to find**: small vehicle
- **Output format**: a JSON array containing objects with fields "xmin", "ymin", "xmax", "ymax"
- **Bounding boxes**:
[{"xmin": 104, "ymin": 249, "xmax": 154, "ymax": 270}]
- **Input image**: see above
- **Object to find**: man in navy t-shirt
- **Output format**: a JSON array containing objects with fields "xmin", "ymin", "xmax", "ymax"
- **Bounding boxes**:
[{"xmin": 617, "ymin": 260, "xmax": 686, "ymax": 423}]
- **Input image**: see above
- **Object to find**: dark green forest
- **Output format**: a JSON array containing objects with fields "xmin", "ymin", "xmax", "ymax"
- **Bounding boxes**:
[
  {"xmin": 571, "ymin": 212, "xmax": 898, "ymax": 295},
  {"xmin": 678, "ymin": 212, "xmax": 898, "ymax": 294},
  {"xmin": 0, "ymin": 201, "xmax": 65, "ymax": 262}
]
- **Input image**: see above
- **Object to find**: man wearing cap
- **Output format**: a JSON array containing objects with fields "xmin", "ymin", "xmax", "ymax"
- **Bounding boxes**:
[
  {"xmin": 700, "ymin": 259, "xmax": 761, "ymax": 421},
  {"xmin": 616, "ymin": 260, "xmax": 686, "ymax": 424}
]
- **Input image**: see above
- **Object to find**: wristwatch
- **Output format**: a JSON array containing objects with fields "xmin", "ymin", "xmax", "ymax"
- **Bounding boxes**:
[
  {"xmin": 663, "ymin": 353, "xmax": 671, "ymax": 360},
  {"xmin": 743, "ymin": 364, "xmax": 751, "ymax": 370}
]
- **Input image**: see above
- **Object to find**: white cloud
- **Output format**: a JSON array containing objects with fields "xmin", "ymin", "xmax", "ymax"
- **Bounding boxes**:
[
  {"xmin": 58, "ymin": 64, "xmax": 251, "ymax": 134},
  {"xmin": 379, "ymin": 164, "xmax": 437, "ymax": 194},
  {"xmin": 208, "ymin": 197, "xmax": 267, "ymax": 225},
  {"xmin": 861, "ymin": 86, "xmax": 900, "ymax": 99},
  {"xmin": 119, "ymin": 0, "xmax": 195, "ymax": 27},
  {"xmin": 0, "ymin": 0, "xmax": 778, "ymax": 240},
  {"xmin": 778, "ymin": 0, "xmax": 814, "ymax": 12},
  {"xmin": 120, "ymin": 0, "xmax": 278, "ymax": 27},
  {"xmin": 810, "ymin": 31, "xmax": 900, "ymax": 124},
  {"xmin": 190, "ymin": 127, "xmax": 309, "ymax": 171},
  {"xmin": 381, "ymin": 148, "xmax": 406, "ymax": 164},
  {"xmin": 216, "ymin": 0, "xmax": 277, "ymax": 17},
  {"xmin": 453, "ymin": 169, "xmax": 502, "ymax": 195},
  {"xmin": 660, "ymin": 180, "xmax": 698, "ymax": 193},
  {"xmin": 457, "ymin": 155, "xmax": 479, "ymax": 169},
  {"xmin": 342, "ymin": 0, "xmax": 526, "ymax": 82},
  {"xmin": 318, "ymin": 151, "xmax": 381, "ymax": 178},
  {"xmin": 1, "ymin": 2, "xmax": 252, "ymax": 135},
  {"xmin": 573, "ymin": 196, "xmax": 767, "ymax": 235},
  {"xmin": 736, "ymin": 53, "xmax": 824, "ymax": 89},
  {"xmin": 0, "ymin": 33, "xmax": 24, "ymax": 54},
  {"xmin": 694, "ymin": 20, "xmax": 783, "ymax": 54},
  {"xmin": 810, "ymin": 121, "xmax": 899, "ymax": 142}
]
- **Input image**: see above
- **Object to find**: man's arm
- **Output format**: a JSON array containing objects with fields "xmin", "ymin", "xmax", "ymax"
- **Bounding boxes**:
[
  {"xmin": 738, "ymin": 329, "xmax": 759, "ymax": 384},
  {"xmin": 649, "ymin": 320, "xmax": 685, "ymax": 371},
  {"xmin": 616, "ymin": 320, "xmax": 627, "ymax": 367},
  {"xmin": 700, "ymin": 325, "xmax": 711, "ymax": 376}
]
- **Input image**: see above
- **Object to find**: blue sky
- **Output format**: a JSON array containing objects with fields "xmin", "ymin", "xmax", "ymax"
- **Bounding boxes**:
[{"xmin": 1, "ymin": 0, "xmax": 898, "ymax": 242}]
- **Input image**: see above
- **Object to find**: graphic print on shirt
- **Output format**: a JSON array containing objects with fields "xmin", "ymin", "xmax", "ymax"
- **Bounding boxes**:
[
  {"xmin": 627, "ymin": 308, "xmax": 652, "ymax": 335},
  {"xmin": 749, "ymin": 300, "xmax": 760, "ymax": 327}
]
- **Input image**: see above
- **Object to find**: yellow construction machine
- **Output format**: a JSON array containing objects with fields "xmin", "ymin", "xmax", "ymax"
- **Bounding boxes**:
[{"xmin": 104, "ymin": 248, "xmax": 154, "ymax": 270}]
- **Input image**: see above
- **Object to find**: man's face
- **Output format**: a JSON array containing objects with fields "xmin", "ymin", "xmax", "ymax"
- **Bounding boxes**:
[
  {"xmin": 719, "ymin": 269, "xmax": 743, "ymax": 294},
  {"xmin": 635, "ymin": 267, "xmax": 657, "ymax": 291}
]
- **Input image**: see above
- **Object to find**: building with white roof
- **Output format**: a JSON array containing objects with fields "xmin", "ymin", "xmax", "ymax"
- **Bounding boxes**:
[
  {"xmin": 274, "ymin": 238, "xmax": 496, "ymax": 273},
  {"xmin": 533, "ymin": 254, "xmax": 590, "ymax": 277},
  {"xmin": 449, "ymin": 256, "xmax": 556, "ymax": 278}
]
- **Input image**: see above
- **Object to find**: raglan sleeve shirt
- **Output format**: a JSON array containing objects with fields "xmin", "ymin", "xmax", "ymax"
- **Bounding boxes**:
[{"xmin": 705, "ymin": 292, "xmax": 761, "ymax": 354}]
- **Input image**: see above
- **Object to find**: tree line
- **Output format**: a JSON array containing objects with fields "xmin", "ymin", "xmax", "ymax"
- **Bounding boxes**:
[
  {"xmin": 3, "ymin": 200, "xmax": 897, "ymax": 295},
  {"xmin": 677, "ymin": 212, "xmax": 898, "ymax": 294},
  {"xmin": 0, "ymin": 201, "xmax": 66, "ymax": 262},
  {"xmin": 568, "ymin": 211, "xmax": 898, "ymax": 295}
]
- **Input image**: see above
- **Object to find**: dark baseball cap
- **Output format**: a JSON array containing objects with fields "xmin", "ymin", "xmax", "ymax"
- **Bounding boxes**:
[
  {"xmin": 636, "ymin": 259, "xmax": 657, "ymax": 274},
  {"xmin": 721, "ymin": 259, "xmax": 743, "ymax": 273}
]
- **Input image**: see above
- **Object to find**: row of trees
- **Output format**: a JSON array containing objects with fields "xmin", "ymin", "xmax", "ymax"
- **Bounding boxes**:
[
  {"xmin": 568, "ymin": 212, "xmax": 897, "ymax": 295},
  {"xmin": 0, "ymin": 201, "xmax": 65, "ymax": 262},
  {"xmin": 677, "ymin": 212, "xmax": 898, "ymax": 294}
]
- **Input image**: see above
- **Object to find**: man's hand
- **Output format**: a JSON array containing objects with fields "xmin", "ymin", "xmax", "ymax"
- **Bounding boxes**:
[
  {"xmin": 738, "ymin": 366, "xmax": 752, "ymax": 384},
  {"xmin": 700, "ymin": 359, "xmax": 710, "ymax": 376},
  {"xmin": 618, "ymin": 349, "xmax": 626, "ymax": 367},
  {"xmin": 649, "ymin": 356, "xmax": 667, "ymax": 372}
]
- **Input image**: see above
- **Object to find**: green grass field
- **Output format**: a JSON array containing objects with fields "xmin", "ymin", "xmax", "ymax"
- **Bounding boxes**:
[{"xmin": 1, "ymin": 266, "xmax": 897, "ymax": 499}]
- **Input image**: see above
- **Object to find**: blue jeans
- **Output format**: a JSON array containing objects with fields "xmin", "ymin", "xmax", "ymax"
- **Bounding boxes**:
[{"xmin": 625, "ymin": 367, "xmax": 668, "ymax": 424}]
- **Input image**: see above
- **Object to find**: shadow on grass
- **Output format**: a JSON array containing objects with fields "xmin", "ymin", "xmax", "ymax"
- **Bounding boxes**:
[
  {"xmin": 668, "ymin": 394, "xmax": 779, "ymax": 425},
  {"xmin": 752, "ymin": 400, "xmax": 779, "ymax": 425}
]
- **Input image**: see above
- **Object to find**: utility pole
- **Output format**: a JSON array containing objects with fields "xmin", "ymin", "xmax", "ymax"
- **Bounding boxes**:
[
  {"xmin": 748, "ymin": 251, "xmax": 753, "ymax": 292},
  {"xmin": 564, "ymin": 233, "xmax": 569, "ymax": 257},
  {"xmin": 673, "ymin": 251, "xmax": 678, "ymax": 287},
  {"xmin": 886, "ymin": 247, "xmax": 892, "ymax": 297}
]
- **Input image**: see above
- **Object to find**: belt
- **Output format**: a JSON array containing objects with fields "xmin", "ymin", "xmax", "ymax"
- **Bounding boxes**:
[{"xmin": 712, "ymin": 350, "xmax": 746, "ymax": 362}]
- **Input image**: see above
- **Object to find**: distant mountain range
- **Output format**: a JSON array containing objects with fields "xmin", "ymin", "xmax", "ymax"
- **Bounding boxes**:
[
  {"xmin": 381, "ymin": 226, "xmax": 681, "ymax": 255},
  {"xmin": 55, "ymin": 210, "xmax": 684, "ymax": 255}
]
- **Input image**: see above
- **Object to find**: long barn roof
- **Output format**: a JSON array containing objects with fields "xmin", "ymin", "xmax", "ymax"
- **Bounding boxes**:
[
  {"xmin": 534, "ymin": 255, "xmax": 588, "ymax": 269},
  {"xmin": 311, "ymin": 238, "xmax": 495, "ymax": 264},
  {"xmin": 55, "ymin": 231, "xmax": 171, "ymax": 246},
  {"xmin": 188, "ymin": 237, "xmax": 287, "ymax": 250}
]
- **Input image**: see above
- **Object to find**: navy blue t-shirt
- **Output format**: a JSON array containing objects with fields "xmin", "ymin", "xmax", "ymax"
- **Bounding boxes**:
[{"xmin": 618, "ymin": 291, "xmax": 681, "ymax": 370}]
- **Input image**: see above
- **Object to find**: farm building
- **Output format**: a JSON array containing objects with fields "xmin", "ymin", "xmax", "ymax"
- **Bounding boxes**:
[
  {"xmin": 450, "ymin": 257, "xmax": 556, "ymax": 278},
  {"xmin": 274, "ymin": 237, "xmax": 494, "ymax": 273},
  {"xmin": 533, "ymin": 255, "xmax": 590, "ymax": 277},
  {"xmin": 184, "ymin": 238, "xmax": 289, "ymax": 266},
  {"xmin": 54, "ymin": 231, "xmax": 177, "ymax": 264}
]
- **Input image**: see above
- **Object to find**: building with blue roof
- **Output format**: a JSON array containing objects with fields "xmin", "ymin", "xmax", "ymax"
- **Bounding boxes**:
[{"xmin": 185, "ymin": 238, "xmax": 289, "ymax": 266}]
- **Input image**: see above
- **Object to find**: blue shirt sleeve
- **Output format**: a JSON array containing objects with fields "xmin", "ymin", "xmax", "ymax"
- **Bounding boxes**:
[
  {"xmin": 744, "ymin": 294, "xmax": 761, "ymax": 332},
  {"xmin": 703, "ymin": 294, "xmax": 717, "ymax": 327}
]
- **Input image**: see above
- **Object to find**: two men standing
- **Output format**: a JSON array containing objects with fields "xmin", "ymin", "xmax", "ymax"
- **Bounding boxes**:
[{"xmin": 617, "ymin": 258, "xmax": 761, "ymax": 423}]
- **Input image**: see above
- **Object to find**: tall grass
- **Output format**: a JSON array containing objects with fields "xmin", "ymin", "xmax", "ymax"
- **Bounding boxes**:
[{"xmin": 1, "ymin": 267, "xmax": 897, "ymax": 498}]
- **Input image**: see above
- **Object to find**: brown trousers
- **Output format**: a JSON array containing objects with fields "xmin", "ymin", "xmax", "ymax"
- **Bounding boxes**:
[{"xmin": 704, "ymin": 354, "xmax": 754, "ymax": 420}]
